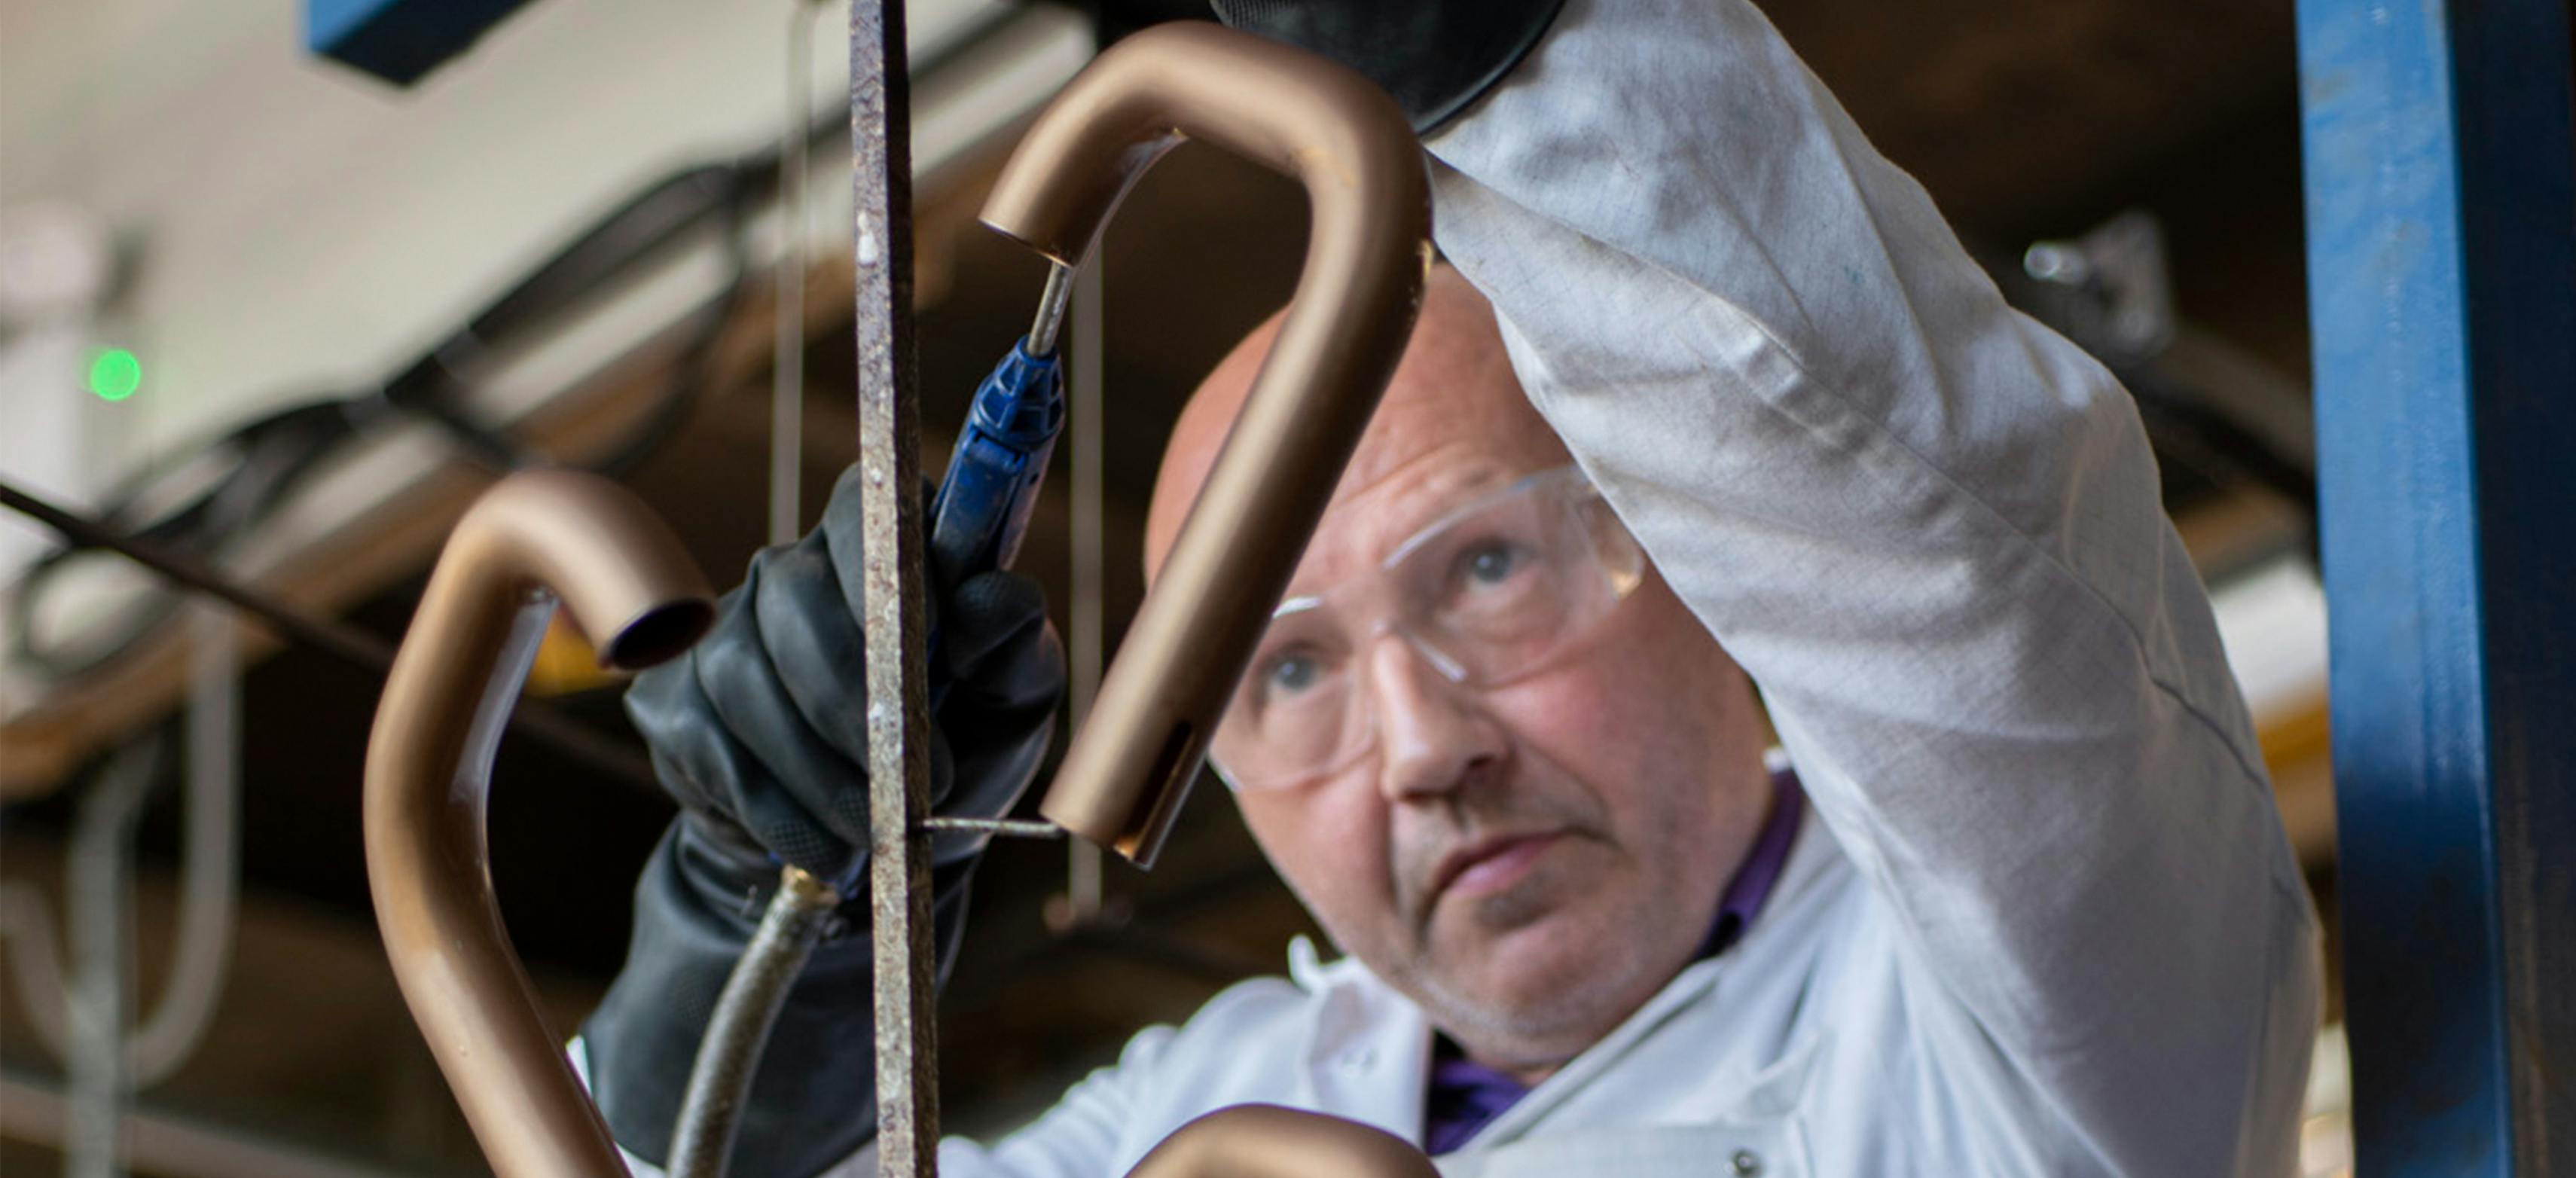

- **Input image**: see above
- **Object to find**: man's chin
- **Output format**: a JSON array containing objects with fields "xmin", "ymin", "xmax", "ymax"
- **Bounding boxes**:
[
  {"xmin": 1423, "ymin": 906, "xmax": 1643, "ymax": 1023},
  {"xmin": 1413, "ymin": 951, "xmax": 1659, "ymax": 1066}
]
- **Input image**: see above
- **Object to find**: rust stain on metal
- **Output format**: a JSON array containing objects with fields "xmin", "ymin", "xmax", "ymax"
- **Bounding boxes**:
[{"xmin": 850, "ymin": 1, "xmax": 939, "ymax": 1175}]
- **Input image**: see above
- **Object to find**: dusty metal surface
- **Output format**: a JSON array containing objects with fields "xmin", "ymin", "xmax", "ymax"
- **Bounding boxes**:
[
  {"xmin": 362, "ymin": 470, "xmax": 713, "ymax": 1178},
  {"xmin": 982, "ymin": 23, "xmax": 1430, "ymax": 866},
  {"xmin": 848, "ymin": 1, "xmax": 941, "ymax": 1174}
]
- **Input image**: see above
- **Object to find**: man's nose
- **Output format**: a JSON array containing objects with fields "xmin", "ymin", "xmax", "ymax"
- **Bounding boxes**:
[{"xmin": 1367, "ymin": 635, "xmax": 1508, "ymax": 804}]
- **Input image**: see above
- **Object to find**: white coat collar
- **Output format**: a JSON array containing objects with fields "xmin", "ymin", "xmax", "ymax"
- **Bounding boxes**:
[
  {"xmin": 1279, "ymin": 807, "xmax": 1851, "ymax": 1154},
  {"xmin": 1286, "ymin": 938, "xmax": 1435, "ymax": 1145}
]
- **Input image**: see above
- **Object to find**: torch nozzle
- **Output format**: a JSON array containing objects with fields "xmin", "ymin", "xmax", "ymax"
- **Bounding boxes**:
[{"xmin": 1027, "ymin": 261, "xmax": 1076, "ymax": 357}]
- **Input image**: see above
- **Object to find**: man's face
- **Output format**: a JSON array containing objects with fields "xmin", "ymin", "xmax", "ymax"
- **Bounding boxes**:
[{"xmin": 1147, "ymin": 273, "xmax": 1773, "ymax": 1073}]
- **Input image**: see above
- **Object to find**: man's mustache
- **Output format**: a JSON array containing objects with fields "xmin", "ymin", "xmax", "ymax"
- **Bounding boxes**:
[{"xmin": 1391, "ymin": 780, "xmax": 1610, "ymax": 935}]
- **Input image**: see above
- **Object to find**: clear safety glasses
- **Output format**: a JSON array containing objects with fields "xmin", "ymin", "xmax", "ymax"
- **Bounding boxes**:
[{"xmin": 1210, "ymin": 465, "xmax": 1646, "ymax": 792}]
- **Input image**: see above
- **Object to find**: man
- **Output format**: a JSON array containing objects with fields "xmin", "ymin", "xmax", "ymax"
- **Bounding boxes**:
[{"xmin": 581, "ymin": 0, "xmax": 2323, "ymax": 1174}]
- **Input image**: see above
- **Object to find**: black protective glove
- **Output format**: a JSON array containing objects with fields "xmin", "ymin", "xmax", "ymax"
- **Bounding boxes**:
[
  {"xmin": 583, "ymin": 466, "xmax": 1063, "ymax": 1178},
  {"xmin": 1210, "ymin": 0, "xmax": 1566, "ymax": 133}
]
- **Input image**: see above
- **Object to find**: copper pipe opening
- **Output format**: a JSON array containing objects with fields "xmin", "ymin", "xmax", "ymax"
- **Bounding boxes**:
[
  {"xmin": 603, "ymin": 602, "xmax": 718, "ymax": 671},
  {"xmin": 987, "ymin": 23, "xmax": 1433, "ymax": 865},
  {"xmin": 364, "ymin": 471, "xmax": 712, "ymax": 1178}
]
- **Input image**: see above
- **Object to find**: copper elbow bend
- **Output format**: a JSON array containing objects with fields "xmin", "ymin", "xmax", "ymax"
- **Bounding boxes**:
[
  {"xmin": 365, "ymin": 471, "xmax": 712, "ymax": 1178},
  {"xmin": 1123, "ymin": 1106, "xmax": 1440, "ymax": 1178},
  {"xmin": 985, "ymin": 23, "xmax": 1433, "ymax": 865}
]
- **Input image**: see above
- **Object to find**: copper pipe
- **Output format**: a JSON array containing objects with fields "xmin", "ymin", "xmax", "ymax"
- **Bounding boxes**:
[
  {"xmin": 1122, "ymin": 1106, "xmax": 1441, "ymax": 1178},
  {"xmin": 986, "ymin": 22, "xmax": 1432, "ymax": 865},
  {"xmin": 365, "ymin": 471, "xmax": 713, "ymax": 1178}
]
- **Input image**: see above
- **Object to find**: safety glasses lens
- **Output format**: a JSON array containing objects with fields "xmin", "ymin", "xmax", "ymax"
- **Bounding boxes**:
[{"xmin": 1211, "ymin": 468, "xmax": 1641, "ymax": 791}]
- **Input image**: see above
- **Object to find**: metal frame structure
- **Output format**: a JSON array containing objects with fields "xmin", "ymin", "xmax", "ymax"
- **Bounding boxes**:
[
  {"xmin": 2295, "ymin": 0, "xmax": 2576, "ymax": 1171},
  {"xmin": 848, "ymin": 2, "xmax": 944, "ymax": 1174}
]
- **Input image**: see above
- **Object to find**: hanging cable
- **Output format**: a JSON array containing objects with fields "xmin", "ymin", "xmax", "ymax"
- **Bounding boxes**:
[
  {"xmin": 63, "ymin": 738, "xmax": 162, "ymax": 1178},
  {"xmin": 0, "ymin": 606, "xmax": 242, "ymax": 1178},
  {"xmin": 126, "ymin": 603, "xmax": 240, "ymax": 1085},
  {"xmin": 0, "ymin": 869, "xmax": 74, "ymax": 1061},
  {"xmin": 0, "ymin": 481, "xmax": 666, "ymax": 795},
  {"xmin": 8, "ymin": 171, "xmax": 753, "ymax": 680},
  {"xmin": 770, "ymin": 0, "xmax": 828, "ymax": 547},
  {"xmin": 8, "ymin": 5, "xmax": 1041, "ymax": 685},
  {"xmin": 8, "ymin": 2, "xmax": 1061, "ymax": 692}
]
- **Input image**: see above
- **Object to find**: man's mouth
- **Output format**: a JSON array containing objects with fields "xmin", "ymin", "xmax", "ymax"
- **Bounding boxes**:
[{"xmin": 1430, "ymin": 832, "xmax": 1564, "ymax": 903}]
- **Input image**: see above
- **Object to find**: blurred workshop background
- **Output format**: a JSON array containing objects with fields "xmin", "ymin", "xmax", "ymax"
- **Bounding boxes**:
[{"xmin": 0, "ymin": 0, "xmax": 2392, "ymax": 1173}]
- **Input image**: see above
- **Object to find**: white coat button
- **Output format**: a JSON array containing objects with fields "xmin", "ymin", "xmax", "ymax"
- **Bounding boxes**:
[
  {"xmin": 1731, "ymin": 1149, "xmax": 1763, "ymax": 1176},
  {"xmin": 1340, "ymin": 1048, "xmax": 1377, "ymax": 1071}
]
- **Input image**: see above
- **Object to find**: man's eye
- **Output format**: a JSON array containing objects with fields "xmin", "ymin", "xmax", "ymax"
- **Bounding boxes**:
[
  {"xmin": 1460, "ymin": 542, "xmax": 1525, "ymax": 586},
  {"xmin": 1264, "ymin": 652, "xmax": 1323, "ymax": 697}
]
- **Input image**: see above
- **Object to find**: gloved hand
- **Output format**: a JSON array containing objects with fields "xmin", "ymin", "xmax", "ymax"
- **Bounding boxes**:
[{"xmin": 582, "ymin": 465, "xmax": 1063, "ymax": 1178}]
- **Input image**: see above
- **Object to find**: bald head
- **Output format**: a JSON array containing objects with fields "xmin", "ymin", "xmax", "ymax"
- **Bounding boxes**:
[
  {"xmin": 1149, "ymin": 268, "xmax": 1772, "ymax": 1080},
  {"xmin": 1145, "ymin": 266, "xmax": 1567, "ymax": 579}
]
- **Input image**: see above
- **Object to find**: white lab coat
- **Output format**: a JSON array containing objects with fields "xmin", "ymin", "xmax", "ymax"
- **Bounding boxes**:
[{"xmin": 606, "ymin": 0, "xmax": 2323, "ymax": 1173}]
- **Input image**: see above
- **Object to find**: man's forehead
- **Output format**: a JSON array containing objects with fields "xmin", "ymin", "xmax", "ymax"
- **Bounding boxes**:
[
  {"xmin": 1291, "ymin": 445, "xmax": 1506, "ymax": 568},
  {"xmin": 1146, "ymin": 269, "xmax": 1565, "ymax": 580},
  {"xmin": 1326, "ymin": 371, "xmax": 1557, "ymax": 497}
]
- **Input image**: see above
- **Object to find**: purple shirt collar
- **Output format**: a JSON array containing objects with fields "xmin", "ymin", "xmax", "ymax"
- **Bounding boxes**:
[
  {"xmin": 1697, "ymin": 764, "xmax": 1806, "ymax": 960},
  {"xmin": 1420, "ymin": 767, "xmax": 1805, "ymax": 1155}
]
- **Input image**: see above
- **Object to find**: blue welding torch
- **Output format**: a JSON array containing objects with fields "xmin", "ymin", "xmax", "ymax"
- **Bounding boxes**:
[
  {"xmin": 665, "ymin": 261, "xmax": 1076, "ymax": 1178},
  {"xmin": 924, "ymin": 261, "xmax": 1073, "ymax": 706}
]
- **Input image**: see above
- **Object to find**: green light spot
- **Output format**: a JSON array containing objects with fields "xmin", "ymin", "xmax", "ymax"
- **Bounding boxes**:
[{"xmin": 89, "ymin": 349, "xmax": 142, "ymax": 401}]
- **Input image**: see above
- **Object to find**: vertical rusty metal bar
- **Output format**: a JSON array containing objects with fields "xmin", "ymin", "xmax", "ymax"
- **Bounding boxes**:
[{"xmin": 849, "ymin": 2, "xmax": 939, "ymax": 1176}]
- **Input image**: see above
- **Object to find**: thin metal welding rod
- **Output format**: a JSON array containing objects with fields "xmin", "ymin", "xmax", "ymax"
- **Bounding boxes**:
[
  {"xmin": 849, "ymin": 1, "xmax": 941, "ymax": 1174},
  {"xmin": 920, "ymin": 816, "xmax": 1065, "ymax": 838},
  {"xmin": 0, "ymin": 480, "xmax": 663, "ymax": 795}
]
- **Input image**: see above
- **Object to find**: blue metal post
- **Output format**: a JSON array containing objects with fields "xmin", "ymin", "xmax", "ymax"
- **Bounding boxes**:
[{"xmin": 2296, "ymin": 0, "xmax": 2576, "ymax": 1171}]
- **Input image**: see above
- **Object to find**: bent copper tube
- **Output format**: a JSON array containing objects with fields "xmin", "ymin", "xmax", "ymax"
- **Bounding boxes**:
[
  {"xmin": 365, "ymin": 471, "xmax": 713, "ymax": 1178},
  {"xmin": 985, "ymin": 22, "xmax": 1432, "ymax": 865},
  {"xmin": 1122, "ymin": 1106, "xmax": 1441, "ymax": 1178}
]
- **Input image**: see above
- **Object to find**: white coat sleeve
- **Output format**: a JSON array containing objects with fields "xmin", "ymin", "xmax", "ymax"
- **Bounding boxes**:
[{"xmin": 1421, "ymin": 0, "xmax": 2321, "ymax": 1172}]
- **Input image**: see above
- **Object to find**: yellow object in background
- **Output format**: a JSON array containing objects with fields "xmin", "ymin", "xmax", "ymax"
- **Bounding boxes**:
[{"xmin": 525, "ymin": 612, "xmax": 620, "ymax": 697}]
